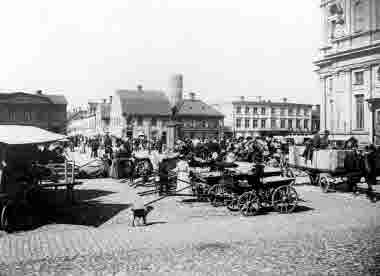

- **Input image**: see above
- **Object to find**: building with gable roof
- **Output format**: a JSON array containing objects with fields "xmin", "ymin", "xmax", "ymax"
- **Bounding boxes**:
[{"xmin": 109, "ymin": 75, "xmax": 225, "ymax": 140}]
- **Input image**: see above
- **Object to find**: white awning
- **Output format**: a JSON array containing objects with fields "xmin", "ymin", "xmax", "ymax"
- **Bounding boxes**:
[{"xmin": 0, "ymin": 125, "xmax": 67, "ymax": 145}]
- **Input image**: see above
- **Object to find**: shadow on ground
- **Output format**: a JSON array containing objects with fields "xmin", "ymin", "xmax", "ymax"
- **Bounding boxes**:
[{"xmin": 6, "ymin": 189, "xmax": 133, "ymax": 232}]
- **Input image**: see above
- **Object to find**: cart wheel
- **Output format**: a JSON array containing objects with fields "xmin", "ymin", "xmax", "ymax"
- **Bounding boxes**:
[
  {"xmin": 239, "ymin": 191, "xmax": 260, "ymax": 216},
  {"xmin": 0, "ymin": 204, "xmax": 10, "ymax": 231},
  {"xmin": 319, "ymin": 175, "xmax": 330, "ymax": 193},
  {"xmin": 272, "ymin": 185, "xmax": 298, "ymax": 214},
  {"xmin": 208, "ymin": 184, "xmax": 226, "ymax": 207}
]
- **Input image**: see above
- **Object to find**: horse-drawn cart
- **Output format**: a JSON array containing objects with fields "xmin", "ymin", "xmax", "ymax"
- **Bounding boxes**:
[{"xmin": 286, "ymin": 146, "xmax": 366, "ymax": 193}]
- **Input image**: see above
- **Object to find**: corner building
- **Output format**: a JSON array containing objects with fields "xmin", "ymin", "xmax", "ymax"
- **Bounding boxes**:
[{"xmin": 315, "ymin": 0, "xmax": 380, "ymax": 145}]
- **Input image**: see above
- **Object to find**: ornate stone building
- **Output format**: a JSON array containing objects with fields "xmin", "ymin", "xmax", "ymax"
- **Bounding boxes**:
[{"xmin": 315, "ymin": 0, "xmax": 380, "ymax": 144}]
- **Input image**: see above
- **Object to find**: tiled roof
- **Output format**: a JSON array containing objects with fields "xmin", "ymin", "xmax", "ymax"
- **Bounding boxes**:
[
  {"xmin": 116, "ymin": 90, "xmax": 171, "ymax": 116},
  {"xmin": 0, "ymin": 92, "xmax": 67, "ymax": 105},
  {"xmin": 177, "ymin": 99, "xmax": 224, "ymax": 117}
]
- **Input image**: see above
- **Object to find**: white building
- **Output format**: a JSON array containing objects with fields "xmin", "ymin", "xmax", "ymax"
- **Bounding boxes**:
[
  {"xmin": 315, "ymin": 0, "xmax": 380, "ymax": 145},
  {"xmin": 231, "ymin": 97, "xmax": 313, "ymax": 137}
]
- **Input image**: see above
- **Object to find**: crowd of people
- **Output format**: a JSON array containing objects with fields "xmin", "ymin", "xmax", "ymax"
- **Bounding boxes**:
[{"xmin": 67, "ymin": 130, "xmax": 379, "ymax": 201}]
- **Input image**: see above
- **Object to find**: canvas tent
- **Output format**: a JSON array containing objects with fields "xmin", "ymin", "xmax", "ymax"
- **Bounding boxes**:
[{"xmin": 0, "ymin": 125, "xmax": 66, "ymax": 145}]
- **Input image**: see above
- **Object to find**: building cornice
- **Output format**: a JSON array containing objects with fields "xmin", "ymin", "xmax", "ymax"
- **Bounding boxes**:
[{"xmin": 314, "ymin": 42, "xmax": 380, "ymax": 67}]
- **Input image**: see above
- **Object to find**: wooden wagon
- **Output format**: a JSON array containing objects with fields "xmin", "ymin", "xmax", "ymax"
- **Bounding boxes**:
[{"xmin": 286, "ymin": 146, "xmax": 366, "ymax": 192}]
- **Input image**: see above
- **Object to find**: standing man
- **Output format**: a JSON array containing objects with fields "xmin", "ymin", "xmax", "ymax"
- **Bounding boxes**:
[
  {"xmin": 364, "ymin": 144, "xmax": 377, "ymax": 202},
  {"xmin": 104, "ymin": 133, "xmax": 113, "ymax": 159}
]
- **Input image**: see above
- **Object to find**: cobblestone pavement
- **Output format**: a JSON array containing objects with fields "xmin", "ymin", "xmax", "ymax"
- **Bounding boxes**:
[
  {"xmin": 0, "ymin": 150, "xmax": 379, "ymax": 275},
  {"xmin": 0, "ymin": 177, "xmax": 379, "ymax": 275}
]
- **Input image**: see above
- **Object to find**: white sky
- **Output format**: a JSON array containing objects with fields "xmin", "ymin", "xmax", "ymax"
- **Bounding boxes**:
[{"xmin": 0, "ymin": 0, "xmax": 321, "ymax": 108}]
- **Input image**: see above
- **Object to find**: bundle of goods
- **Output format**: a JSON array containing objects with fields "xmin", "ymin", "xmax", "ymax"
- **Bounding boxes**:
[
  {"xmin": 288, "ymin": 146, "xmax": 306, "ymax": 167},
  {"xmin": 288, "ymin": 146, "xmax": 362, "ymax": 172}
]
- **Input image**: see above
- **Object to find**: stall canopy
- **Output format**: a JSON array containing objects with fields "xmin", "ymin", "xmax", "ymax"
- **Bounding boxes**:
[{"xmin": 0, "ymin": 125, "xmax": 67, "ymax": 145}]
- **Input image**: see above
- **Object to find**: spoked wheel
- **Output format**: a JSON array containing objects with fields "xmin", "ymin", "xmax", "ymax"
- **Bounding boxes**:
[
  {"xmin": 319, "ymin": 174, "xmax": 331, "ymax": 193},
  {"xmin": 208, "ymin": 184, "xmax": 227, "ymax": 207},
  {"xmin": 0, "ymin": 204, "xmax": 10, "ymax": 232},
  {"xmin": 239, "ymin": 191, "xmax": 260, "ymax": 216},
  {"xmin": 272, "ymin": 185, "xmax": 298, "ymax": 214}
]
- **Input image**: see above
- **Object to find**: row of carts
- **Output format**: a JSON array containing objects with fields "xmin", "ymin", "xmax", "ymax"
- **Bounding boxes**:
[
  {"xmin": 127, "ymin": 153, "xmax": 300, "ymax": 217},
  {"xmin": 189, "ymin": 163, "xmax": 298, "ymax": 216}
]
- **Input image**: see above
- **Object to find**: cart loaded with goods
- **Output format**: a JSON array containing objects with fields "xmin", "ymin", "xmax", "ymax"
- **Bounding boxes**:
[{"xmin": 286, "ymin": 145, "xmax": 372, "ymax": 192}]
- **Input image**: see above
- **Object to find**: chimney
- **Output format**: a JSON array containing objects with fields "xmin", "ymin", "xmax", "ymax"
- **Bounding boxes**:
[
  {"xmin": 103, "ymin": 99, "xmax": 107, "ymax": 103},
  {"xmin": 109, "ymin": 96, "xmax": 113, "ymax": 104},
  {"xmin": 137, "ymin": 85, "xmax": 143, "ymax": 92},
  {"xmin": 283, "ymin": 97, "xmax": 287, "ymax": 103},
  {"xmin": 36, "ymin": 90, "xmax": 42, "ymax": 95},
  {"xmin": 189, "ymin": 92, "xmax": 196, "ymax": 100}
]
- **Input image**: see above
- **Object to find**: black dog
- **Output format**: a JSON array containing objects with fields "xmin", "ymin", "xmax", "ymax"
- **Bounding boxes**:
[{"xmin": 131, "ymin": 205, "xmax": 154, "ymax": 226}]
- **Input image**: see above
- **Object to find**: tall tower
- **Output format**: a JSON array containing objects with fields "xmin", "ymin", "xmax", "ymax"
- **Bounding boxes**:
[{"xmin": 169, "ymin": 74, "xmax": 183, "ymax": 108}]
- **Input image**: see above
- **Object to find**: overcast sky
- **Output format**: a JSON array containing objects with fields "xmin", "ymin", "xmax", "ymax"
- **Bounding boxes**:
[{"xmin": 0, "ymin": 0, "xmax": 321, "ymax": 108}]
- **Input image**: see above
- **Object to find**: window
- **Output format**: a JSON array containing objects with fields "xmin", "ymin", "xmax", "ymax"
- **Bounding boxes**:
[
  {"xmin": 288, "ymin": 119, "xmax": 293, "ymax": 129},
  {"xmin": 8, "ymin": 110, "xmax": 16, "ymax": 121},
  {"xmin": 252, "ymin": 119, "xmax": 258, "ymax": 128},
  {"xmin": 236, "ymin": 118, "xmax": 242, "ymax": 128},
  {"xmin": 261, "ymin": 107, "xmax": 266, "ymax": 115},
  {"xmin": 244, "ymin": 118, "xmax": 250, "ymax": 128},
  {"xmin": 353, "ymin": 0, "xmax": 367, "ymax": 32},
  {"xmin": 355, "ymin": 94, "xmax": 364, "ymax": 129},
  {"xmin": 261, "ymin": 119, "xmax": 266, "ymax": 128},
  {"xmin": 202, "ymin": 121, "xmax": 207, "ymax": 128},
  {"xmin": 271, "ymin": 108, "xmax": 276, "ymax": 114},
  {"xmin": 271, "ymin": 119, "xmax": 276, "ymax": 128},
  {"xmin": 304, "ymin": 119, "xmax": 309, "ymax": 130},
  {"xmin": 245, "ymin": 106, "xmax": 250, "ymax": 114},
  {"xmin": 151, "ymin": 118, "xmax": 157, "ymax": 127},
  {"xmin": 304, "ymin": 109, "xmax": 308, "ymax": 116},
  {"xmin": 137, "ymin": 117, "xmax": 143, "ymax": 126},
  {"xmin": 236, "ymin": 106, "xmax": 241, "ymax": 114},
  {"xmin": 289, "ymin": 108, "xmax": 293, "ymax": 116},
  {"xmin": 280, "ymin": 119, "xmax": 286, "ymax": 128},
  {"xmin": 296, "ymin": 108, "xmax": 301, "ymax": 115},
  {"xmin": 24, "ymin": 111, "xmax": 32, "ymax": 121},
  {"xmin": 280, "ymin": 108, "xmax": 285, "ymax": 116},
  {"xmin": 377, "ymin": 67, "xmax": 380, "ymax": 82},
  {"xmin": 253, "ymin": 107, "xmax": 258, "ymax": 114},
  {"xmin": 296, "ymin": 119, "xmax": 301, "ymax": 129},
  {"xmin": 354, "ymin": 71, "xmax": 364, "ymax": 85}
]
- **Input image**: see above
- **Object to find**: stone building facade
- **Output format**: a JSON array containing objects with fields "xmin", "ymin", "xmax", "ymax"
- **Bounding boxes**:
[
  {"xmin": 232, "ymin": 97, "xmax": 313, "ymax": 137},
  {"xmin": 0, "ymin": 91, "xmax": 67, "ymax": 134},
  {"xmin": 315, "ymin": 0, "xmax": 380, "ymax": 144}
]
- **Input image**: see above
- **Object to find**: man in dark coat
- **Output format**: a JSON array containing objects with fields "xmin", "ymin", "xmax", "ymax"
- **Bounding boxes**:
[{"xmin": 364, "ymin": 144, "xmax": 377, "ymax": 202}]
